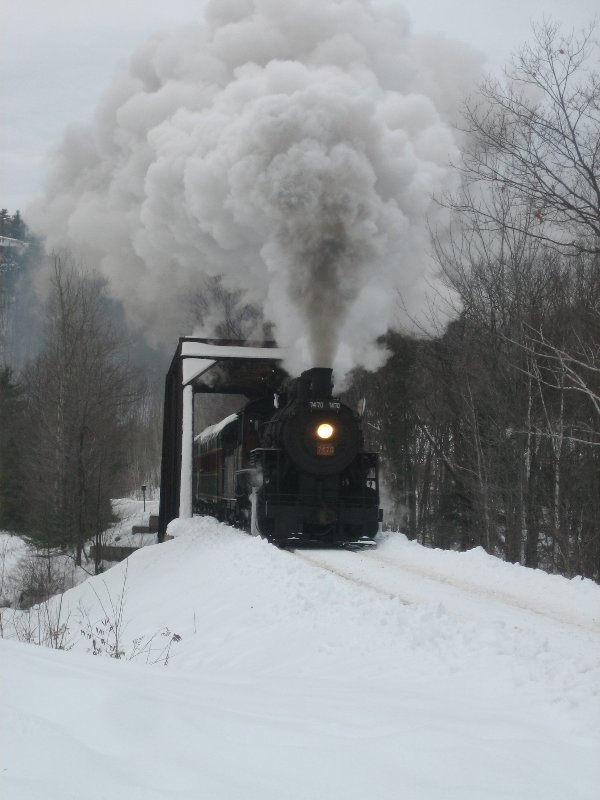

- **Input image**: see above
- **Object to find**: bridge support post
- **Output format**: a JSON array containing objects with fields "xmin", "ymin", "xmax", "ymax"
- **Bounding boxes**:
[{"xmin": 179, "ymin": 384, "xmax": 193, "ymax": 519}]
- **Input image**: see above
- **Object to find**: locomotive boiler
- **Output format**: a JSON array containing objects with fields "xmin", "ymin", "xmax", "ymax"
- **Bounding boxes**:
[{"xmin": 193, "ymin": 367, "xmax": 381, "ymax": 548}]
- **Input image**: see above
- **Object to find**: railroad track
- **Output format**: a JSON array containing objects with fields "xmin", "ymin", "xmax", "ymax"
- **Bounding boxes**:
[
  {"xmin": 290, "ymin": 545, "xmax": 600, "ymax": 635},
  {"xmin": 290, "ymin": 548, "xmax": 415, "ymax": 606}
]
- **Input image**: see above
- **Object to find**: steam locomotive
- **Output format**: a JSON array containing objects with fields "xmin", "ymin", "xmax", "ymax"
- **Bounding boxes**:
[{"xmin": 193, "ymin": 367, "xmax": 381, "ymax": 548}]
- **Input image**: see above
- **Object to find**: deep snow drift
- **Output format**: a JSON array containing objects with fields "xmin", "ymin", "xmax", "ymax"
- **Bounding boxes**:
[{"xmin": 1, "ymin": 518, "xmax": 599, "ymax": 799}]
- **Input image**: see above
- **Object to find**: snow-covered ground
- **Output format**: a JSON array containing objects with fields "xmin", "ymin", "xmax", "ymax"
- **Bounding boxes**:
[
  {"xmin": 0, "ymin": 499, "xmax": 159, "ymax": 609},
  {"xmin": 102, "ymin": 497, "xmax": 160, "ymax": 548},
  {"xmin": 0, "ymin": 532, "xmax": 83, "ymax": 610},
  {"xmin": 0, "ymin": 532, "xmax": 29, "ymax": 596},
  {"xmin": 1, "ymin": 517, "xmax": 599, "ymax": 799}
]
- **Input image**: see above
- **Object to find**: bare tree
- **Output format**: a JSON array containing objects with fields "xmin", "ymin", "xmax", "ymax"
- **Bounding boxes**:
[
  {"xmin": 22, "ymin": 255, "xmax": 144, "ymax": 570},
  {"xmin": 414, "ymin": 20, "xmax": 600, "ymax": 580},
  {"xmin": 459, "ymin": 21, "xmax": 600, "ymax": 254},
  {"xmin": 189, "ymin": 275, "xmax": 270, "ymax": 341},
  {"xmin": 517, "ymin": 322, "xmax": 600, "ymax": 423}
]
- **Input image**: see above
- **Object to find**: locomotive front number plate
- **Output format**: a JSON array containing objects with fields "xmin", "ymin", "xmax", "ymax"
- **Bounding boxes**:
[
  {"xmin": 309, "ymin": 401, "xmax": 341, "ymax": 411},
  {"xmin": 317, "ymin": 444, "xmax": 335, "ymax": 456}
]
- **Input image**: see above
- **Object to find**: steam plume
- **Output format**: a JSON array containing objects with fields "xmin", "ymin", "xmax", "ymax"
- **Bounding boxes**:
[{"xmin": 27, "ymin": 0, "xmax": 481, "ymax": 378}]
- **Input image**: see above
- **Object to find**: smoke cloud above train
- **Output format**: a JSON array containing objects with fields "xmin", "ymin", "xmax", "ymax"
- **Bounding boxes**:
[{"xmin": 27, "ymin": 0, "xmax": 481, "ymax": 379}]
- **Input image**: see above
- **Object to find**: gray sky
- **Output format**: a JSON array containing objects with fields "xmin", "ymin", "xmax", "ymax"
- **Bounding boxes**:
[{"xmin": 1, "ymin": 0, "xmax": 597, "ymax": 213}]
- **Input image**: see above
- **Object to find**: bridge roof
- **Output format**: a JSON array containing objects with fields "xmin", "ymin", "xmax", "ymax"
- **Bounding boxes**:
[{"xmin": 176, "ymin": 337, "xmax": 288, "ymax": 397}]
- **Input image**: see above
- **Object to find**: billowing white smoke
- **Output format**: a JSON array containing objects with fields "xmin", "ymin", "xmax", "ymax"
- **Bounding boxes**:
[{"xmin": 28, "ymin": 0, "xmax": 481, "ymax": 379}]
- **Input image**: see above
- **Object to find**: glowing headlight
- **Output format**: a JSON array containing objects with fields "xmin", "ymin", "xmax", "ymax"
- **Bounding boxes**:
[{"xmin": 316, "ymin": 423, "xmax": 334, "ymax": 440}]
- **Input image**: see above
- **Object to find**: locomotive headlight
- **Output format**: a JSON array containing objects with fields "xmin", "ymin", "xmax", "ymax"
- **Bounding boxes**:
[{"xmin": 316, "ymin": 423, "xmax": 334, "ymax": 440}]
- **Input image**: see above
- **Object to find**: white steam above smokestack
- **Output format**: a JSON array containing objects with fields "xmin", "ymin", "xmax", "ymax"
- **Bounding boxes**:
[{"xmin": 28, "ymin": 0, "xmax": 481, "ymax": 379}]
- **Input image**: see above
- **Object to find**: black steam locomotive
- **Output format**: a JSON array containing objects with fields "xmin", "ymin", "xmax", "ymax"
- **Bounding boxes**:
[{"xmin": 193, "ymin": 367, "xmax": 381, "ymax": 548}]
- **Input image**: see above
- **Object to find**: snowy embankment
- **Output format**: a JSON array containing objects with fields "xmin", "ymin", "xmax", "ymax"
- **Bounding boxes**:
[{"xmin": 1, "ymin": 518, "xmax": 599, "ymax": 800}]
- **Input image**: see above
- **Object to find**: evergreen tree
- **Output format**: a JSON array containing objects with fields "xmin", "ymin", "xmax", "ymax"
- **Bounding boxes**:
[
  {"xmin": 0, "ymin": 367, "xmax": 26, "ymax": 531},
  {"xmin": 0, "ymin": 210, "xmax": 10, "ymax": 236}
]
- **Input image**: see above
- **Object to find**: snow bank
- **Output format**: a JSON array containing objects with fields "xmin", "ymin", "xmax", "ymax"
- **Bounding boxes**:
[
  {"xmin": 1, "ymin": 516, "xmax": 599, "ymax": 799},
  {"xmin": 376, "ymin": 531, "xmax": 600, "ymax": 630},
  {"xmin": 0, "ymin": 533, "xmax": 30, "ymax": 606}
]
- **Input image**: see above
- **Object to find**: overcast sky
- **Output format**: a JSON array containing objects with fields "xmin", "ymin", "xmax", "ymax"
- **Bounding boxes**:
[{"xmin": 1, "ymin": 0, "xmax": 597, "ymax": 213}]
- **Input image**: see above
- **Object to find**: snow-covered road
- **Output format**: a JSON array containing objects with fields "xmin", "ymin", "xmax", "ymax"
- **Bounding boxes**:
[{"xmin": 1, "ymin": 518, "xmax": 599, "ymax": 799}]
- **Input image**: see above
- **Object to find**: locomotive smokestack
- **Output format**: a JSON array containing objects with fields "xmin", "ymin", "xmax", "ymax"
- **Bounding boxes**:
[{"xmin": 301, "ymin": 368, "xmax": 333, "ymax": 400}]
